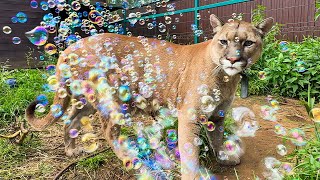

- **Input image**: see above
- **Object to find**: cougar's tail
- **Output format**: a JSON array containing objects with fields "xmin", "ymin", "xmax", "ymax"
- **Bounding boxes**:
[{"xmin": 25, "ymin": 88, "xmax": 71, "ymax": 130}]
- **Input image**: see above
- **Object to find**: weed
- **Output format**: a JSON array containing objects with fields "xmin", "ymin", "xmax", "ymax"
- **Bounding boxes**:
[{"xmin": 77, "ymin": 151, "xmax": 115, "ymax": 171}]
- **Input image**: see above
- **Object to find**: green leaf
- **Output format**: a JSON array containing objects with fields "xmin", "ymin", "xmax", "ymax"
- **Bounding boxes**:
[{"xmin": 292, "ymin": 85, "xmax": 298, "ymax": 93}]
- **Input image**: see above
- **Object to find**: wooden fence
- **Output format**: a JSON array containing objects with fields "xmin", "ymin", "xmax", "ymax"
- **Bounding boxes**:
[{"xmin": 0, "ymin": 0, "xmax": 319, "ymax": 68}]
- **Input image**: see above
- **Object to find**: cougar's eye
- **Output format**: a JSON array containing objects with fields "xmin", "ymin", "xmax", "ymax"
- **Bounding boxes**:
[
  {"xmin": 220, "ymin": 40, "xmax": 228, "ymax": 45},
  {"xmin": 244, "ymin": 40, "xmax": 254, "ymax": 47}
]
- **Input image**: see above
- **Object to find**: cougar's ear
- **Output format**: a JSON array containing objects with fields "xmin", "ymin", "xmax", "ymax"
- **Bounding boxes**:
[
  {"xmin": 210, "ymin": 14, "xmax": 223, "ymax": 35},
  {"xmin": 256, "ymin": 17, "xmax": 274, "ymax": 37}
]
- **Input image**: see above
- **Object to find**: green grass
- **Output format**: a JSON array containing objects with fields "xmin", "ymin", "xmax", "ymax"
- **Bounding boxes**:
[
  {"xmin": 0, "ymin": 68, "xmax": 54, "ymax": 128},
  {"xmin": 77, "ymin": 151, "xmax": 116, "ymax": 171},
  {"xmin": 0, "ymin": 134, "xmax": 41, "ymax": 170}
]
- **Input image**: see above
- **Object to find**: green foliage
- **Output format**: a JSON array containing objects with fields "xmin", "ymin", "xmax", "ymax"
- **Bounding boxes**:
[
  {"xmin": 77, "ymin": 152, "xmax": 113, "ymax": 170},
  {"xmin": 284, "ymin": 139, "xmax": 320, "ymax": 180},
  {"xmin": 247, "ymin": 6, "xmax": 320, "ymax": 102},
  {"xmin": 0, "ymin": 68, "xmax": 54, "ymax": 127}
]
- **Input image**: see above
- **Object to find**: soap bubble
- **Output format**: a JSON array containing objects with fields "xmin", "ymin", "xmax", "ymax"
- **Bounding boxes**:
[
  {"xmin": 200, "ymin": 96, "xmax": 216, "ymax": 113},
  {"xmin": 44, "ymin": 43, "xmax": 57, "ymax": 55},
  {"xmin": 279, "ymin": 41, "xmax": 288, "ymax": 52},
  {"xmin": 71, "ymin": 1, "xmax": 81, "ymax": 11},
  {"xmin": 158, "ymin": 23, "xmax": 167, "ymax": 33},
  {"xmin": 25, "ymin": 26, "xmax": 49, "ymax": 46},
  {"xmin": 274, "ymin": 124, "xmax": 286, "ymax": 136},
  {"xmin": 30, "ymin": 0, "xmax": 38, "ymax": 8},
  {"xmin": 11, "ymin": 17, "xmax": 18, "ymax": 23},
  {"xmin": 51, "ymin": 104, "xmax": 63, "ymax": 118},
  {"xmin": 81, "ymin": 133, "xmax": 98, "ymax": 153},
  {"xmin": 128, "ymin": 13, "xmax": 138, "ymax": 25},
  {"xmin": 12, "ymin": 37, "xmax": 21, "ymax": 44},
  {"xmin": 232, "ymin": 107, "xmax": 259, "ymax": 137},
  {"xmin": 69, "ymin": 129, "xmax": 79, "ymax": 138},
  {"xmin": 198, "ymin": 115, "xmax": 208, "ymax": 124},
  {"xmin": 35, "ymin": 104, "xmax": 46, "ymax": 113},
  {"xmin": 311, "ymin": 108, "xmax": 320, "ymax": 122},
  {"xmin": 289, "ymin": 128, "xmax": 306, "ymax": 146},
  {"xmin": 276, "ymin": 144, "xmax": 287, "ymax": 156},
  {"xmin": 264, "ymin": 157, "xmax": 281, "ymax": 169},
  {"xmin": 118, "ymin": 85, "xmax": 132, "ymax": 102},
  {"xmin": 261, "ymin": 105, "xmax": 277, "ymax": 121},
  {"xmin": 165, "ymin": 16, "xmax": 172, "ymax": 24},
  {"xmin": 207, "ymin": 121, "xmax": 215, "ymax": 131},
  {"xmin": 37, "ymin": 94, "xmax": 49, "ymax": 106},
  {"xmin": 40, "ymin": 1, "xmax": 49, "ymax": 11},
  {"xmin": 295, "ymin": 60, "xmax": 306, "ymax": 73},
  {"xmin": 88, "ymin": 10, "xmax": 102, "ymax": 24},
  {"xmin": 3, "ymin": 26, "xmax": 12, "ymax": 34},
  {"xmin": 16, "ymin": 12, "xmax": 28, "ymax": 23}
]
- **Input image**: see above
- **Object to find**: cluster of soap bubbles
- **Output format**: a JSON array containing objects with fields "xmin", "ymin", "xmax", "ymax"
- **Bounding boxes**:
[
  {"xmin": 263, "ymin": 157, "xmax": 294, "ymax": 179},
  {"xmin": 261, "ymin": 98, "xmax": 280, "ymax": 122}
]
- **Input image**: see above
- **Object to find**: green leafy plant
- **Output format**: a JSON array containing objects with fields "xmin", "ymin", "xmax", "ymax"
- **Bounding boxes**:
[{"xmin": 316, "ymin": 0, "xmax": 320, "ymax": 21}]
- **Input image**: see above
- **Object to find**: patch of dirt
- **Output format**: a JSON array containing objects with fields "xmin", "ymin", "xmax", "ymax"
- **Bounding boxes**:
[{"xmin": 2, "ymin": 96, "xmax": 315, "ymax": 179}]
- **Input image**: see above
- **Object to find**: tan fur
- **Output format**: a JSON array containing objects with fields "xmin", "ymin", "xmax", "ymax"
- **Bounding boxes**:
[{"xmin": 26, "ymin": 15, "xmax": 273, "ymax": 179}]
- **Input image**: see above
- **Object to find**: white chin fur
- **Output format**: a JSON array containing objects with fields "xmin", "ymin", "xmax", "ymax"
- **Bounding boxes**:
[
  {"xmin": 221, "ymin": 60, "xmax": 243, "ymax": 76},
  {"xmin": 223, "ymin": 67, "xmax": 241, "ymax": 76}
]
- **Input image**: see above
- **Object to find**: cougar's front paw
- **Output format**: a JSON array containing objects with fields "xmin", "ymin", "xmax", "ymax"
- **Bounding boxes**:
[{"xmin": 216, "ymin": 155, "xmax": 241, "ymax": 166}]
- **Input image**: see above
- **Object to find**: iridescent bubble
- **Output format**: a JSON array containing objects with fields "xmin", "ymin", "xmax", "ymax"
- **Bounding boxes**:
[
  {"xmin": 279, "ymin": 41, "xmax": 289, "ymax": 52},
  {"xmin": 132, "ymin": 158, "xmax": 142, "ymax": 170},
  {"xmin": 165, "ymin": 16, "xmax": 172, "ymax": 24},
  {"xmin": 311, "ymin": 108, "xmax": 320, "ymax": 122},
  {"xmin": 71, "ymin": 1, "xmax": 81, "ymax": 11},
  {"xmin": 166, "ymin": 129, "xmax": 178, "ymax": 144},
  {"xmin": 51, "ymin": 104, "xmax": 63, "ymax": 118},
  {"xmin": 200, "ymin": 96, "xmax": 216, "ymax": 113},
  {"xmin": 289, "ymin": 128, "xmax": 306, "ymax": 146},
  {"xmin": 274, "ymin": 124, "xmax": 286, "ymax": 135},
  {"xmin": 69, "ymin": 129, "xmax": 79, "ymax": 138},
  {"xmin": 57, "ymin": 88, "xmax": 68, "ymax": 98},
  {"xmin": 264, "ymin": 157, "xmax": 281, "ymax": 169},
  {"xmin": 198, "ymin": 115, "xmax": 208, "ymax": 124},
  {"xmin": 158, "ymin": 23, "xmax": 166, "ymax": 33},
  {"xmin": 3, "ymin": 26, "xmax": 12, "ymax": 34},
  {"xmin": 37, "ymin": 94, "xmax": 49, "ymax": 106},
  {"xmin": 25, "ymin": 26, "xmax": 49, "ymax": 46},
  {"xmin": 46, "ymin": 64, "xmax": 55, "ymax": 75},
  {"xmin": 207, "ymin": 121, "xmax": 216, "ymax": 131},
  {"xmin": 65, "ymin": 35, "xmax": 80, "ymax": 46},
  {"xmin": 70, "ymin": 80, "xmax": 83, "ymax": 95},
  {"xmin": 12, "ymin": 37, "xmax": 21, "ymax": 44},
  {"xmin": 139, "ymin": 19, "xmax": 145, "ymax": 25},
  {"xmin": 279, "ymin": 162, "xmax": 294, "ymax": 175},
  {"xmin": 30, "ymin": 0, "xmax": 38, "ymax": 8},
  {"xmin": 295, "ymin": 60, "xmax": 306, "ymax": 73},
  {"xmin": 193, "ymin": 137, "xmax": 203, "ymax": 146},
  {"xmin": 128, "ymin": 13, "xmax": 137, "ymax": 25},
  {"xmin": 16, "ymin": 12, "xmax": 28, "ymax": 23},
  {"xmin": 183, "ymin": 142, "xmax": 195, "ymax": 156},
  {"xmin": 40, "ymin": 1, "xmax": 49, "ymax": 11},
  {"xmin": 35, "ymin": 104, "xmax": 46, "ymax": 113},
  {"xmin": 75, "ymin": 101, "xmax": 84, "ymax": 109},
  {"xmin": 197, "ymin": 84, "xmax": 209, "ymax": 95},
  {"xmin": 118, "ymin": 85, "xmax": 132, "ymax": 102},
  {"xmin": 147, "ymin": 23, "xmax": 154, "ymax": 29},
  {"xmin": 81, "ymin": 133, "xmax": 98, "ymax": 153},
  {"xmin": 224, "ymin": 140, "xmax": 237, "ymax": 155},
  {"xmin": 123, "ymin": 158, "xmax": 133, "ymax": 169},
  {"xmin": 217, "ymin": 150, "xmax": 229, "ymax": 161},
  {"xmin": 88, "ymin": 10, "xmax": 102, "ymax": 24},
  {"xmin": 276, "ymin": 144, "xmax": 287, "ymax": 156},
  {"xmin": 11, "ymin": 17, "xmax": 18, "ymax": 23},
  {"xmin": 218, "ymin": 110, "xmax": 225, "ymax": 117},
  {"xmin": 44, "ymin": 43, "xmax": 57, "ymax": 55}
]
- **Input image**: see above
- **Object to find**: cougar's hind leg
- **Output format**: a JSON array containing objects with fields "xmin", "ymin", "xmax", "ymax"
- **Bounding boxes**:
[{"xmin": 64, "ymin": 102, "xmax": 96, "ymax": 156}]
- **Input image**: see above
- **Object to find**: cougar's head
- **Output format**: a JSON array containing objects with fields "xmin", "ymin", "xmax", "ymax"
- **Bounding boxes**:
[{"xmin": 209, "ymin": 14, "xmax": 274, "ymax": 76}]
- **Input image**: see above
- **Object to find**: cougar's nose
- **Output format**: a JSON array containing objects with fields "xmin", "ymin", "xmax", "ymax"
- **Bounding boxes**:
[{"xmin": 226, "ymin": 57, "xmax": 240, "ymax": 64}]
